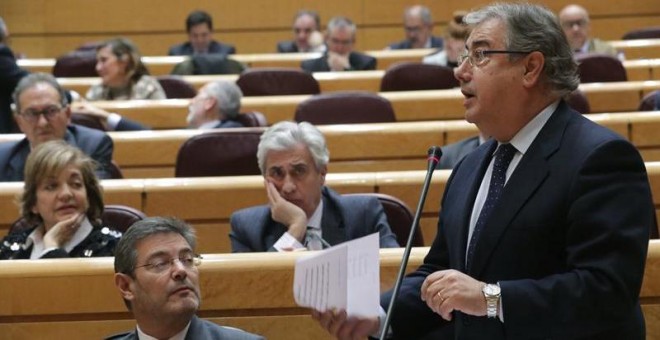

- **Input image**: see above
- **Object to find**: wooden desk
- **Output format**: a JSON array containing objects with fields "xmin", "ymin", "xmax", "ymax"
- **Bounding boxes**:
[
  {"xmin": 0, "ymin": 242, "xmax": 658, "ymax": 340},
  {"xmin": 0, "ymin": 248, "xmax": 426, "ymax": 340},
  {"xmin": 17, "ymin": 49, "xmax": 435, "ymax": 75}
]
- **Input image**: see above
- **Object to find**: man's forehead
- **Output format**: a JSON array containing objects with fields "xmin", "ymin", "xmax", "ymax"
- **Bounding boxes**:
[
  {"xmin": 137, "ymin": 233, "xmax": 191, "ymax": 255},
  {"xmin": 465, "ymin": 19, "xmax": 504, "ymax": 49},
  {"xmin": 19, "ymin": 83, "xmax": 61, "ymax": 105}
]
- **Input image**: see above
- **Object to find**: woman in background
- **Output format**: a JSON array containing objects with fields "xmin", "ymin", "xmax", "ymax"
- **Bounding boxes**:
[
  {"xmin": 423, "ymin": 11, "xmax": 469, "ymax": 68},
  {"xmin": 0, "ymin": 141, "xmax": 121, "ymax": 259},
  {"xmin": 86, "ymin": 37, "xmax": 165, "ymax": 101}
]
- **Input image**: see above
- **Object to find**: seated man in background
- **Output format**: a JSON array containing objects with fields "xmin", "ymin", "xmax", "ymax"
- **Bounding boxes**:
[
  {"xmin": 186, "ymin": 80, "xmax": 244, "ymax": 129},
  {"xmin": 168, "ymin": 10, "xmax": 236, "ymax": 56},
  {"xmin": 277, "ymin": 10, "xmax": 325, "ymax": 53},
  {"xmin": 230, "ymin": 121, "xmax": 399, "ymax": 252},
  {"xmin": 388, "ymin": 5, "xmax": 443, "ymax": 50},
  {"xmin": 109, "ymin": 217, "xmax": 263, "ymax": 340},
  {"xmin": 0, "ymin": 73, "xmax": 113, "ymax": 181},
  {"xmin": 559, "ymin": 4, "xmax": 618, "ymax": 57},
  {"xmin": 0, "ymin": 16, "xmax": 29, "ymax": 134},
  {"xmin": 301, "ymin": 16, "xmax": 376, "ymax": 72}
]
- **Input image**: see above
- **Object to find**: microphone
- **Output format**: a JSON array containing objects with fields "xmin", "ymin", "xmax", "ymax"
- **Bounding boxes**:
[{"xmin": 380, "ymin": 146, "xmax": 442, "ymax": 339}]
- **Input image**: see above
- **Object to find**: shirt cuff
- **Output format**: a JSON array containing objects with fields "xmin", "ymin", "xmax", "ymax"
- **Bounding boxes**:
[
  {"xmin": 273, "ymin": 232, "xmax": 305, "ymax": 252},
  {"xmin": 106, "ymin": 112, "xmax": 121, "ymax": 131},
  {"xmin": 370, "ymin": 306, "xmax": 390, "ymax": 339}
]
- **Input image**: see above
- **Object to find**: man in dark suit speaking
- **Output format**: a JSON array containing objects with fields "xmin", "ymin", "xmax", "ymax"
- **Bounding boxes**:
[
  {"xmin": 0, "ymin": 73, "xmax": 113, "ymax": 181},
  {"xmin": 230, "ymin": 121, "xmax": 399, "ymax": 252},
  {"xmin": 301, "ymin": 16, "xmax": 376, "ymax": 73},
  {"xmin": 313, "ymin": 3, "xmax": 654, "ymax": 339}
]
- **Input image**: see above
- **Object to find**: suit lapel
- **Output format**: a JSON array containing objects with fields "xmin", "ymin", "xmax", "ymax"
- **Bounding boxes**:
[
  {"xmin": 320, "ymin": 188, "xmax": 347, "ymax": 246},
  {"xmin": 468, "ymin": 103, "xmax": 570, "ymax": 277}
]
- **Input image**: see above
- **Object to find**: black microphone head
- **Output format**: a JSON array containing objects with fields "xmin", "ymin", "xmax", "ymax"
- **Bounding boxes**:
[{"xmin": 427, "ymin": 146, "xmax": 442, "ymax": 166}]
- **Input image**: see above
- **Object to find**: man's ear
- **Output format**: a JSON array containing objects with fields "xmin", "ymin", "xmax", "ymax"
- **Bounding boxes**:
[
  {"xmin": 63, "ymin": 105, "xmax": 72, "ymax": 124},
  {"xmin": 319, "ymin": 165, "xmax": 327, "ymax": 184},
  {"xmin": 522, "ymin": 51, "xmax": 545, "ymax": 88},
  {"xmin": 114, "ymin": 273, "xmax": 135, "ymax": 302}
]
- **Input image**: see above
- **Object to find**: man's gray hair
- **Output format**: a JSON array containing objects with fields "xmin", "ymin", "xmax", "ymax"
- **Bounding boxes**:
[
  {"xmin": 326, "ymin": 16, "xmax": 356, "ymax": 37},
  {"xmin": 12, "ymin": 73, "xmax": 69, "ymax": 114},
  {"xmin": 202, "ymin": 80, "xmax": 243, "ymax": 119},
  {"xmin": 464, "ymin": 3, "xmax": 579, "ymax": 96},
  {"xmin": 405, "ymin": 5, "xmax": 433, "ymax": 25},
  {"xmin": 0, "ymin": 17, "xmax": 7, "ymax": 43},
  {"xmin": 257, "ymin": 121, "xmax": 329, "ymax": 175}
]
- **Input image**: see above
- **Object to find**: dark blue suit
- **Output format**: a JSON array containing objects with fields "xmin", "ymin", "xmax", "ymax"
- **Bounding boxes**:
[
  {"xmin": 388, "ymin": 36, "xmax": 444, "ymax": 50},
  {"xmin": 0, "ymin": 124, "xmax": 114, "ymax": 181},
  {"xmin": 276, "ymin": 41, "xmax": 299, "ymax": 53},
  {"xmin": 230, "ymin": 186, "xmax": 399, "ymax": 252},
  {"xmin": 437, "ymin": 135, "xmax": 481, "ymax": 170},
  {"xmin": 386, "ymin": 102, "xmax": 653, "ymax": 339},
  {"xmin": 301, "ymin": 52, "xmax": 376, "ymax": 73},
  {"xmin": 168, "ymin": 40, "xmax": 236, "ymax": 56},
  {"xmin": 0, "ymin": 44, "xmax": 29, "ymax": 134},
  {"xmin": 106, "ymin": 315, "xmax": 264, "ymax": 340}
]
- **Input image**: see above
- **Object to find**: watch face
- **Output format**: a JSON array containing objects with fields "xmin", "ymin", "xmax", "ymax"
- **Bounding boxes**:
[{"xmin": 484, "ymin": 284, "xmax": 501, "ymax": 296}]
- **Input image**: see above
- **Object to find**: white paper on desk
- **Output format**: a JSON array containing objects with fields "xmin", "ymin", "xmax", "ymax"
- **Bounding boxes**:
[{"xmin": 293, "ymin": 233, "xmax": 380, "ymax": 317}]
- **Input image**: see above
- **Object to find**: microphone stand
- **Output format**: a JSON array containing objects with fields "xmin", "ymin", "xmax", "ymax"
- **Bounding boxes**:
[{"xmin": 379, "ymin": 146, "xmax": 442, "ymax": 339}]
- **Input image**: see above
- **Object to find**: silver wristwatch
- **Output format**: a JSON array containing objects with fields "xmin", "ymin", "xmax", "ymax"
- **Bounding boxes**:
[{"xmin": 482, "ymin": 283, "xmax": 501, "ymax": 318}]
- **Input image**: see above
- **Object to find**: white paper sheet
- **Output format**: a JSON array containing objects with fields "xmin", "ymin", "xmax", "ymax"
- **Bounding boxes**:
[{"xmin": 293, "ymin": 233, "xmax": 380, "ymax": 317}]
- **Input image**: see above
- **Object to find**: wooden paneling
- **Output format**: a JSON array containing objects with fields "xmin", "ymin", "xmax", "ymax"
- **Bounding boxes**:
[{"xmin": 4, "ymin": 0, "xmax": 659, "ymax": 57}]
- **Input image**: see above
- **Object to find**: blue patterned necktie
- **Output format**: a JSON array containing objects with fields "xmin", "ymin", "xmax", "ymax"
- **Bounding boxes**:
[{"xmin": 466, "ymin": 143, "xmax": 517, "ymax": 270}]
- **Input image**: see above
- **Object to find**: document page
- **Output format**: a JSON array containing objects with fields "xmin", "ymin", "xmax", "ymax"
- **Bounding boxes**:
[{"xmin": 293, "ymin": 233, "xmax": 380, "ymax": 317}]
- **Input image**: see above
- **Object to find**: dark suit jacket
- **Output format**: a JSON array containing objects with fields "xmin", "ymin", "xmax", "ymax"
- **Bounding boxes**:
[
  {"xmin": 116, "ymin": 117, "xmax": 149, "ymax": 131},
  {"xmin": 106, "ymin": 315, "xmax": 264, "ymax": 340},
  {"xmin": 213, "ymin": 119, "xmax": 244, "ymax": 129},
  {"xmin": 388, "ymin": 36, "xmax": 444, "ymax": 50},
  {"xmin": 230, "ymin": 186, "xmax": 400, "ymax": 252},
  {"xmin": 277, "ymin": 40, "xmax": 299, "ymax": 53},
  {"xmin": 437, "ymin": 135, "xmax": 481, "ymax": 170},
  {"xmin": 168, "ymin": 40, "xmax": 236, "ymax": 56},
  {"xmin": 0, "ymin": 124, "xmax": 114, "ymax": 181},
  {"xmin": 386, "ymin": 101, "xmax": 653, "ymax": 339},
  {"xmin": 0, "ymin": 44, "xmax": 29, "ymax": 134},
  {"xmin": 300, "ymin": 52, "xmax": 377, "ymax": 73}
]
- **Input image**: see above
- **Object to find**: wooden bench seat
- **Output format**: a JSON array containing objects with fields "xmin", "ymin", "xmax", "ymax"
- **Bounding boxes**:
[
  {"xmin": 0, "ymin": 242, "xmax": 657, "ymax": 340},
  {"xmin": 72, "ymin": 81, "xmax": 659, "ymax": 131}
]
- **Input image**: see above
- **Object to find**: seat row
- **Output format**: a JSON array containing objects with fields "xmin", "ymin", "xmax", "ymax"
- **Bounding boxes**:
[
  {"xmin": 57, "ymin": 81, "xmax": 658, "ymax": 131},
  {"xmin": 53, "ymin": 57, "xmax": 660, "ymax": 101},
  {"xmin": 16, "ymin": 38, "xmax": 660, "ymax": 76},
  {"xmin": 2, "ymin": 163, "xmax": 658, "ymax": 254}
]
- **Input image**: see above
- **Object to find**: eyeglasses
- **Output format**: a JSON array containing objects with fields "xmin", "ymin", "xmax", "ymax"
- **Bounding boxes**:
[
  {"xmin": 135, "ymin": 254, "xmax": 203, "ymax": 274},
  {"xmin": 457, "ymin": 49, "xmax": 532, "ymax": 67},
  {"xmin": 561, "ymin": 19, "xmax": 589, "ymax": 29},
  {"xmin": 18, "ymin": 105, "xmax": 64, "ymax": 122}
]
